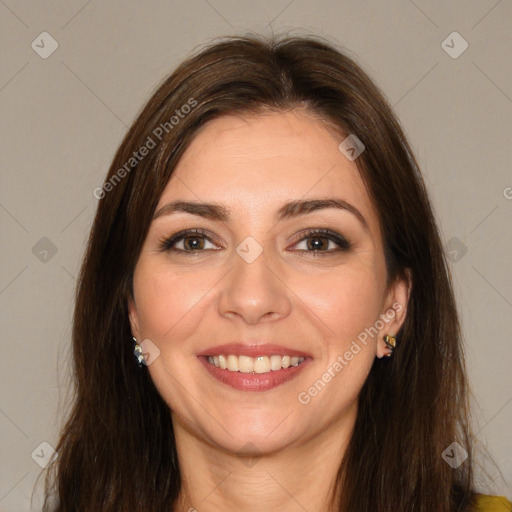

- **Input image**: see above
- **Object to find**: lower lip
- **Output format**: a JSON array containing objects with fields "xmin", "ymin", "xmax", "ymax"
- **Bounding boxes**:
[{"xmin": 198, "ymin": 356, "xmax": 312, "ymax": 392}]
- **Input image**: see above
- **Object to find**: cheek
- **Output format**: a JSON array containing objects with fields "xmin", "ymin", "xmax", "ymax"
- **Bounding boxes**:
[
  {"xmin": 132, "ymin": 260, "xmax": 208, "ymax": 342},
  {"xmin": 132, "ymin": 262, "xmax": 209, "ymax": 411},
  {"xmin": 299, "ymin": 262, "xmax": 384, "ymax": 342},
  {"xmin": 312, "ymin": 268, "xmax": 383, "ymax": 406}
]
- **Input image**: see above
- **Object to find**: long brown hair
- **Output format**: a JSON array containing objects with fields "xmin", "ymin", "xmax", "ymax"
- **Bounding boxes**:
[{"xmin": 43, "ymin": 33, "xmax": 479, "ymax": 511}]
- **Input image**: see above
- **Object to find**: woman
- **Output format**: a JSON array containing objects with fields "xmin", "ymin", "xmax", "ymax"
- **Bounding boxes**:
[{"xmin": 43, "ymin": 34, "xmax": 511, "ymax": 511}]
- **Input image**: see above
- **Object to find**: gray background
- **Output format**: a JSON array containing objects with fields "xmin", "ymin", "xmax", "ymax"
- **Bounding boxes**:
[{"xmin": 1, "ymin": 1, "xmax": 511, "ymax": 510}]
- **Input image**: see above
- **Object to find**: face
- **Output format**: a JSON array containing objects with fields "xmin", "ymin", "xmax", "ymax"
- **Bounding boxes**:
[{"xmin": 128, "ymin": 109, "xmax": 409, "ymax": 455}]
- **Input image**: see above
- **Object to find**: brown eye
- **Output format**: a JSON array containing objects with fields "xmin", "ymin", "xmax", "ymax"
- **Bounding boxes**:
[
  {"xmin": 292, "ymin": 229, "xmax": 351, "ymax": 254},
  {"xmin": 159, "ymin": 229, "xmax": 220, "ymax": 253}
]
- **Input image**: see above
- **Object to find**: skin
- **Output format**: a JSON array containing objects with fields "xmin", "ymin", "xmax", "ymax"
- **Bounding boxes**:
[{"xmin": 128, "ymin": 109, "xmax": 410, "ymax": 511}]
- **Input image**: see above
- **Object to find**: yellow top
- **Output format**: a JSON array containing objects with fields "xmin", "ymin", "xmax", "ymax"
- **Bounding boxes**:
[{"xmin": 475, "ymin": 494, "xmax": 512, "ymax": 511}]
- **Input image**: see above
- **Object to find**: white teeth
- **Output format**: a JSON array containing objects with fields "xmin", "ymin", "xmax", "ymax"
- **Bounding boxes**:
[
  {"xmin": 206, "ymin": 354, "xmax": 306, "ymax": 374},
  {"xmin": 270, "ymin": 355, "xmax": 282, "ymax": 370},
  {"xmin": 254, "ymin": 356, "xmax": 269, "ymax": 374},
  {"xmin": 238, "ymin": 355, "xmax": 254, "ymax": 373},
  {"xmin": 227, "ymin": 354, "xmax": 238, "ymax": 372}
]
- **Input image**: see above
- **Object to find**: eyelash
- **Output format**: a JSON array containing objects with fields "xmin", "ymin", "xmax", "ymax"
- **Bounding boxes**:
[{"xmin": 158, "ymin": 228, "xmax": 351, "ymax": 256}]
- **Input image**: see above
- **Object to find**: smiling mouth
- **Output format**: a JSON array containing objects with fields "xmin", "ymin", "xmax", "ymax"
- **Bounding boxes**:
[{"xmin": 206, "ymin": 354, "xmax": 307, "ymax": 374}]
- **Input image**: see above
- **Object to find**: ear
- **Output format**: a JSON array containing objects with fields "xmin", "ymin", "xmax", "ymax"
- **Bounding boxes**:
[
  {"xmin": 376, "ymin": 269, "xmax": 411, "ymax": 359},
  {"xmin": 127, "ymin": 294, "xmax": 141, "ymax": 341}
]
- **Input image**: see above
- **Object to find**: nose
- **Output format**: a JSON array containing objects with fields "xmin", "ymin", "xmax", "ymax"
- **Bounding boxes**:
[{"xmin": 218, "ymin": 243, "xmax": 292, "ymax": 325}]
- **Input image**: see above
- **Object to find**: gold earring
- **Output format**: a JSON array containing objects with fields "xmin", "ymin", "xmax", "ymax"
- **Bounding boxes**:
[{"xmin": 383, "ymin": 334, "xmax": 396, "ymax": 357}]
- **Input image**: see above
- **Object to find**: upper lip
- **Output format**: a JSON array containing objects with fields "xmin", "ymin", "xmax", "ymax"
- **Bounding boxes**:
[{"xmin": 197, "ymin": 343, "xmax": 312, "ymax": 358}]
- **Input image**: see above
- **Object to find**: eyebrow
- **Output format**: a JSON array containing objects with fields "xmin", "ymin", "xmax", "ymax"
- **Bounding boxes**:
[{"xmin": 153, "ymin": 198, "xmax": 368, "ymax": 230}]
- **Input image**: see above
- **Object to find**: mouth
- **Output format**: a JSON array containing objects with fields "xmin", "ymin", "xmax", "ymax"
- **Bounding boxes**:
[
  {"xmin": 206, "ymin": 354, "xmax": 306, "ymax": 373},
  {"xmin": 197, "ymin": 343, "xmax": 312, "ymax": 392}
]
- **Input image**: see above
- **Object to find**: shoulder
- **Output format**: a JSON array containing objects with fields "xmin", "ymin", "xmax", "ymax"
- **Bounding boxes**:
[{"xmin": 474, "ymin": 494, "xmax": 512, "ymax": 512}]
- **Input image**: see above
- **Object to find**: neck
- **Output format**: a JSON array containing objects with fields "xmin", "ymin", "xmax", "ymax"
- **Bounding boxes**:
[{"xmin": 172, "ymin": 404, "xmax": 356, "ymax": 512}]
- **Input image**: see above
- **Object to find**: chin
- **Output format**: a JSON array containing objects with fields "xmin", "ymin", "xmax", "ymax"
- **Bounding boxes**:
[{"xmin": 184, "ymin": 407, "xmax": 302, "ymax": 455}]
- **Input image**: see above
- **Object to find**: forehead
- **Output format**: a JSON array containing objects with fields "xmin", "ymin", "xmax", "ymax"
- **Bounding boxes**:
[{"xmin": 158, "ymin": 110, "xmax": 378, "ymax": 231}]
